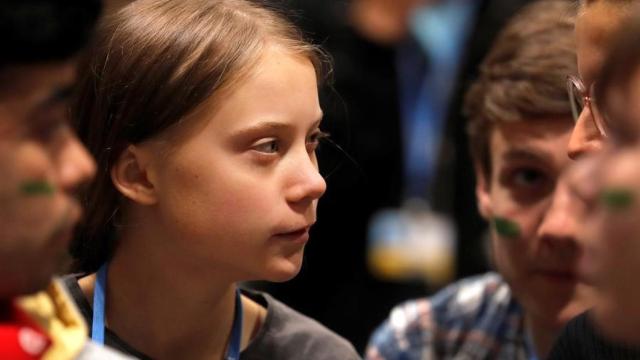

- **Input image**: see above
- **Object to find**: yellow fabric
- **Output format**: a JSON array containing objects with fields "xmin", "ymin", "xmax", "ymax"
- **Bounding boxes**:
[{"xmin": 16, "ymin": 278, "xmax": 87, "ymax": 360}]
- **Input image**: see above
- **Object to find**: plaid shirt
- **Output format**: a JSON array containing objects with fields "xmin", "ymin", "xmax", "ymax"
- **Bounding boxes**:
[{"xmin": 366, "ymin": 273, "xmax": 533, "ymax": 360}]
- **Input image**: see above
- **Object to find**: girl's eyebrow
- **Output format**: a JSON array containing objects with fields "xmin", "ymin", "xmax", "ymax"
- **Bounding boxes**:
[
  {"xmin": 230, "ymin": 121, "xmax": 292, "ymax": 138},
  {"xmin": 230, "ymin": 117, "xmax": 323, "ymax": 138}
]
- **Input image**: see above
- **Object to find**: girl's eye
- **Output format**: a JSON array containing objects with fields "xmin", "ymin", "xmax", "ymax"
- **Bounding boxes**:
[
  {"xmin": 253, "ymin": 139, "xmax": 279, "ymax": 154},
  {"xmin": 307, "ymin": 131, "xmax": 329, "ymax": 151}
]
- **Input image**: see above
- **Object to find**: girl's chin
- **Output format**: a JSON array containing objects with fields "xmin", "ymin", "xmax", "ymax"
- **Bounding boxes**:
[{"xmin": 263, "ymin": 259, "xmax": 304, "ymax": 283}]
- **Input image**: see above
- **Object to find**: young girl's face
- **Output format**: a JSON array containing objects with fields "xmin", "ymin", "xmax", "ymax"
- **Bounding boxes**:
[{"xmin": 142, "ymin": 46, "xmax": 326, "ymax": 282}]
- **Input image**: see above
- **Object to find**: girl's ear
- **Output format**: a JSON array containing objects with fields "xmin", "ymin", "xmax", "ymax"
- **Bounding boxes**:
[
  {"xmin": 475, "ymin": 163, "xmax": 493, "ymax": 219},
  {"xmin": 111, "ymin": 145, "xmax": 158, "ymax": 205}
]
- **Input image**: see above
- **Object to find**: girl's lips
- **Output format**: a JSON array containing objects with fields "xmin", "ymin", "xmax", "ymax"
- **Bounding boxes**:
[{"xmin": 272, "ymin": 227, "xmax": 310, "ymax": 244}]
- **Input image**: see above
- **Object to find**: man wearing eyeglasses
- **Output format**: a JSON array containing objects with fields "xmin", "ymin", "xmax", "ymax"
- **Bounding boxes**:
[
  {"xmin": 549, "ymin": 0, "xmax": 640, "ymax": 358},
  {"xmin": 567, "ymin": 75, "xmax": 607, "ymax": 141}
]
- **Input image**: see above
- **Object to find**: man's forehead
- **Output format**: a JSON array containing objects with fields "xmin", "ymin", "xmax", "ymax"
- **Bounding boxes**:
[
  {"xmin": 0, "ymin": 61, "xmax": 76, "ymax": 134},
  {"xmin": 490, "ymin": 118, "xmax": 573, "ymax": 160},
  {"xmin": 0, "ymin": 61, "xmax": 76, "ymax": 120},
  {"xmin": 494, "ymin": 117, "xmax": 573, "ymax": 138},
  {"xmin": 0, "ymin": 61, "xmax": 76, "ymax": 102}
]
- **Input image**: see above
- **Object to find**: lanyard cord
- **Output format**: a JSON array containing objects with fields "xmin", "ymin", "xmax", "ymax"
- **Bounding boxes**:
[
  {"xmin": 524, "ymin": 326, "xmax": 539, "ymax": 360},
  {"xmin": 91, "ymin": 263, "xmax": 107, "ymax": 344},
  {"xmin": 91, "ymin": 263, "xmax": 244, "ymax": 359}
]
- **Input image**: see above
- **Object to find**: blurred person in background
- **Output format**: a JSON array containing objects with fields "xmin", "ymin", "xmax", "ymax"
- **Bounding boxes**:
[
  {"xmin": 545, "ymin": 0, "xmax": 640, "ymax": 358},
  {"xmin": 549, "ymin": 4, "xmax": 640, "ymax": 358},
  {"xmin": 577, "ymin": 10, "xmax": 640, "ymax": 347},
  {"xmin": 0, "ymin": 1, "xmax": 129, "ymax": 358},
  {"xmin": 366, "ymin": 2, "xmax": 595, "ymax": 358},
  {"xmin": 266, "ymin": 0, "xmax": 532, "ymax": 350}
]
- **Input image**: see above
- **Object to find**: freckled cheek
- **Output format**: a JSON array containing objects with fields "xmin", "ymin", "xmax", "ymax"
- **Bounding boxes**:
[
  {"xmin": 595, "ymin": 157, "xmax": 640, "ymax": 249},
  {"xmin": 5, "ymin": 144, "xmax": 56, "ymax": 183},
  {"xmin": 489, "ymin": 205, "xmax": 542, "ymax": 279},
  {"xmin": 161, "ymin": 168, "xmax": 276, "ymax": 240},
  {"xmin": 585, "ymin": 200, "xmax": 640, "ymax": 286},
  {"xmin": 491, "ymin": 239, "xmax": 527, "ymax": 284},
  {"xmin": 594, "ymin": 214, "xmax": 640, "ymax": 274},
  {"xmin": 490, "ymin": 193, "xmax": 540, "ymax": 241},
  {"xmin": 0, "ymin": 146, "xmax": 67, "ymax": 234}
]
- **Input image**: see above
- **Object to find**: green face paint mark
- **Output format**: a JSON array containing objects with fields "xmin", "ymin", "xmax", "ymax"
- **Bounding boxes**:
[
  {"xmin": 600, "ymin": 188, "xmax": 634, "ymax": 211},
  {"xmin": 20, "ymin": 181, "xmax": 55, "ymax": 196},
  {"xmin": 493, "ymin": 217, "xmax": 521, "ymax": 238}
]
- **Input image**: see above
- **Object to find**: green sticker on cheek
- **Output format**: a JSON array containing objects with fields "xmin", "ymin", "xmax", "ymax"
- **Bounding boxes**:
[
  {"xmin": 600, "ymin": 188, "xmax": 634, "ymax": 211},
  {"xmin": 493, "ymin": 217, "xmax": 521, "ymax": 238},
  {"xmin": 20, "ymin": 181, "xmax": 55, "ymax": 196}
]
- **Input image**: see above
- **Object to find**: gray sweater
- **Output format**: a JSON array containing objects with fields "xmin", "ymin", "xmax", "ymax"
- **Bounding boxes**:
[{"xmin": 63, "ymin": 275, "xmax": 361, "ymax": 360}]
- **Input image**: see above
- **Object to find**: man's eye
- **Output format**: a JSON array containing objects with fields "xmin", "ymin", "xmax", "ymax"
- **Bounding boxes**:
[
  {"xmin": 253, "ymin": 139, "xmax": 279, "ymax": 154},
  {"xmin": 513, "ymin": 168, "xmax": 544, "ymax": 187},
  {"xmin": 31, "ymin": 120, "xmax": 66, "ymax": 142}
]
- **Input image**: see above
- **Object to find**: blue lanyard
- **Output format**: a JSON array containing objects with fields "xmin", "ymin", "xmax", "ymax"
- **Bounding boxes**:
[
  {"xmin": 91, "ymin": 263, "xmax": 244, "ymax": 360},
  {"xmin": 91, "ymin": 263, "xmax": 108, "ymax": 344},
  {"xmin": 524, "ymin": 328, "xmax": 539, "ymax": 360},
  {"xmin": 396, "ymin": 0, "xmax": 478, "ymax": 200}
]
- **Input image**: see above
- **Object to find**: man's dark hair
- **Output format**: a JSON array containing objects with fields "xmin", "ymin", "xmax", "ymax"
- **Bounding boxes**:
[
  {"xmin": 463, "ymin": 0, "xmax": 577, "ymax": 177},
  {"xmin": 0, "ymin": 0, "xmax": 101, "ymax": 68}
]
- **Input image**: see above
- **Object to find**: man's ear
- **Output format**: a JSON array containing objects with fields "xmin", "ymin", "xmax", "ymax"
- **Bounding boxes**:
[
  {"xmin": 110, "ymin": 145, "xmax": 158, "ymax": 205},
  {"xmin": 475, "ymin": 163, "xmax": 493, "ymax": 220}
]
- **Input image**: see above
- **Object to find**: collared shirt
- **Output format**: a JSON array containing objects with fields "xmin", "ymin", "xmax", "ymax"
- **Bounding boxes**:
[{"xmin": 366, "ymin": 272, "xmax": 532, "ymax": 360}]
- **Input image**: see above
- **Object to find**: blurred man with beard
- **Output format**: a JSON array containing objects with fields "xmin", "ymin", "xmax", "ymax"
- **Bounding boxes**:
[{"xmin": 0, "ymin": 1, "xmax": 129, "ymax": 358}]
